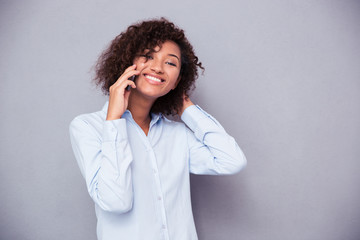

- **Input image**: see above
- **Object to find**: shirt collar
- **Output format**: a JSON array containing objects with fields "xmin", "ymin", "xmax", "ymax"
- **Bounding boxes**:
[
  {"xmin": 101, "ymin": 101, "xmax": 163, "ymax": 125},
  {"xmin": 101, "ymin": 101, "xmax": 109, "ymax": 113},
  {"xmin": 150, "ymin": 112, "xmax": 162, "ymax": 127}
]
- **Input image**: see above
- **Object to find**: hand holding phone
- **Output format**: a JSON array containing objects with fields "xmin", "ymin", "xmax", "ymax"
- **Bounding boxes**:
[
  {"xmin": 126, "ymin": 75, "xmax": 136, "ymax": 91},
  {"xmin": 106, "ymin": 65, "xmax": 138, "ymax": 120}
]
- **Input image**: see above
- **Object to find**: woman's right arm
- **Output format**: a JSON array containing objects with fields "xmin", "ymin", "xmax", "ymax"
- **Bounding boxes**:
[
  {"xmin": 69, "ymin": 65, "xmax": 139, "ymax": 213},
  {"xmin": 69, "ymin": 116, "xmax": 134, "ymax": 214}
]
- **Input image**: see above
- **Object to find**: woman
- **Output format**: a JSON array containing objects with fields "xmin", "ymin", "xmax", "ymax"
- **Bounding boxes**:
[{"xmin": 69, "ymin": 18, "xmax": 246, "ymax": 240}]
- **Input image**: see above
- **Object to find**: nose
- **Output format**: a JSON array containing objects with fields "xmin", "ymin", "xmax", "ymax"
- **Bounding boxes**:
[{"xmin": 150, "ymin": 59, "xmax": 164, "ymax": 74}]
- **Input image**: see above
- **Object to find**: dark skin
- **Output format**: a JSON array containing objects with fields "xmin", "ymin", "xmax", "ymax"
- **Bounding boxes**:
[{"xmin": 106, "ymin": 41, "xmax": 194, "ymax": 135}]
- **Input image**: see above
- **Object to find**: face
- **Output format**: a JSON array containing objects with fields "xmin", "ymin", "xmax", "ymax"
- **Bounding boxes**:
[{"xmin": 132, "ymin": 40, "xmax": 181, "ymax": 100}]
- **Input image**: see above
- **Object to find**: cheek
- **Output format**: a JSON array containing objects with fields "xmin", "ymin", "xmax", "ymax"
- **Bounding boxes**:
[
  {"xmin": 172, "ymin": 71, "xmax": 181, "ymax": 83},
  {"xmin": 137, "ymin": 62, "xmax": 146, "ymax": 71},
  {"xmin": 169, "ymin": 74, "xmax": 181, "ymax": 90},
  {"xmin": 132, "ymin": 58, "xmax": 147, "ymax": 70}
]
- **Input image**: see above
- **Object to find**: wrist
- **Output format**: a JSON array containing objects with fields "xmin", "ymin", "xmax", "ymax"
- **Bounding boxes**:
[
  {"xmin": 180, "ymin": 101, "xmax": 194, "ymax": 116},
  {"xmin": 106, "ymin": 103, "xmax": 124, "ymax": 120},
  {"xmin": 106, "ymin": 112, "xmax": 123, "ymax": 121}
]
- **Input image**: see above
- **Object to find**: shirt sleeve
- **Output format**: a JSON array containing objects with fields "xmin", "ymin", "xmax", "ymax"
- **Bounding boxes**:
[
  {"xmin": 181, "ymin": 105, "xmax": 247, "ymax": 175},
  {"xmin": 69, "ymin": 117, "xmax": 133, "ymax": 213}
]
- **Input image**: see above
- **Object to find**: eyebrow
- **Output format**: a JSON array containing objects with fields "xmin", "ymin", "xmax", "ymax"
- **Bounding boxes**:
[{"xmin": 168, "ymin": 54, "xmax": 180, "ymax": 61}]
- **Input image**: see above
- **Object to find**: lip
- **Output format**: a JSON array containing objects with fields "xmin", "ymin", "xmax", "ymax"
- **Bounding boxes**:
[{"xmin": 144, "ymin": 73, "xmax": 165, "ymax": 85}]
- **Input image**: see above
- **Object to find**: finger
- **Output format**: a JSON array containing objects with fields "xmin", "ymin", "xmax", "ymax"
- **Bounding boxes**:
[
  {"xmin": 122, "ymin": 80, "xmax": 136, "ymax": 93},
  {"xmin": 118, "ymin": 79, "xmax": 136, "ymax": 90},
  {"xmin": 110, "ymin": 79, "xmax": 136, "ymax": 95},
  {"xmin": 128, "ymin": 79, "xmax": 137, "ymax": 89},
  {"xmin": 112, "ymin": 64, "xmax": 137, "ymax": 86},
  {"xmin": 123, "ymin": 64, "xmax": 137, "ymax": 74},
  {"xmin": 113, "ymin": 69, "xmax": 140, "ymax": 87}
]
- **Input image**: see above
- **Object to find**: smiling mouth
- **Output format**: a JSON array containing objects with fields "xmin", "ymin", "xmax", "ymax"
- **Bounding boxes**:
[{"xmin": 144, "ymin": 74, "xmax": 165, "ymax": 83}]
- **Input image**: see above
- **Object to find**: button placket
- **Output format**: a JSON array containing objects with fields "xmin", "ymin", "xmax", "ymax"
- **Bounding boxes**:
[{"xmin": 148, "ymin": 148, "xmax": 169, "ymax": 239}]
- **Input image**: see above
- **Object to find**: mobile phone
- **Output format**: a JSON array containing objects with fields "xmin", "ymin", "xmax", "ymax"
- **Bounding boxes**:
[{"xmin": 126, "ymin": 75, "xmax": 136, "ymax": 91}]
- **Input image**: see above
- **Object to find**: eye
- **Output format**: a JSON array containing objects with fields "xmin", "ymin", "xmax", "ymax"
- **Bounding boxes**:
[
  {"xmin": 140, "ymin": 54, "xmax": 153, "ymax": 60},
  {"xmin": 166, "ymin": 62, "xmax": 177, "ymax": 67}
]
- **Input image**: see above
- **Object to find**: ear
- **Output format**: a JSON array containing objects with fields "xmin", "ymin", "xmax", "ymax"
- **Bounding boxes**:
[{"xmin": 172, "ymin": 76, "xmax": 181, "ymax": 90}]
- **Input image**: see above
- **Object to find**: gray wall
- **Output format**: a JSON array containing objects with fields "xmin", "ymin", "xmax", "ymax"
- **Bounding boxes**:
[{"xmin": 1, "ymin": 0, "xmax": 359, "ymax": 239}]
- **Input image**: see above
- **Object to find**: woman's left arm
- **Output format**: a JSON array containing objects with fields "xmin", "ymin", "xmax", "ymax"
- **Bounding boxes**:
[{"xmin": 180, "ymin": 98, "xmax": 247, "ymax": 175}]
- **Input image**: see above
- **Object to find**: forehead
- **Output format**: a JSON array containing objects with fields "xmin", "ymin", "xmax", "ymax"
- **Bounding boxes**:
[{"xmin": 146, "ymin": 41, "xmax": 181, "ymax": 56}]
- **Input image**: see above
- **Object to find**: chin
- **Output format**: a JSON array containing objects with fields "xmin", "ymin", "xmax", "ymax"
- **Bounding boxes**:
[{"xmin": 135, "ymin": 88, "xmax": 171, "ymax": 100}]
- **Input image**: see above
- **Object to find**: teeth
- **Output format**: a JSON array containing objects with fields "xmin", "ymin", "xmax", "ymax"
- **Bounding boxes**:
[{"xmin": 146, "ymin": 75, "xmax": 162, "ymax": 82}]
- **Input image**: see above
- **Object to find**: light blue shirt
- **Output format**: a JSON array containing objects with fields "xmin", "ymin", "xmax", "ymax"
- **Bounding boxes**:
[{"xmin": 69, "ymin": 102, "xmax": 246, "ymax": 240}]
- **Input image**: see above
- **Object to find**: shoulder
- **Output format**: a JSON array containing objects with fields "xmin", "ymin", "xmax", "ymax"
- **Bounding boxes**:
[
  {"xmin": 161, "ymin": 115, "xmax": 187, "ymax": 129},
  {"xmin": 159, "ymin": 115, "xmax": 190, "ymax": 139},
  {"xmin": 71, "ymin": 110, "xmax": 105, "ymax": 126},
  {"xmin": 69, "ymin": 105, "xmax": 107, "ymax": 135}
]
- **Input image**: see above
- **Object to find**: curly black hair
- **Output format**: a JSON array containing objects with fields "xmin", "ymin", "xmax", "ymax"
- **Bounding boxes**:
[{"xmin": 93, "ymin": 17, "xmax": 204, "ymax": 115}]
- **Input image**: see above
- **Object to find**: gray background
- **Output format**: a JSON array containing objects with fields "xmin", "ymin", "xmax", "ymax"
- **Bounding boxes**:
[{"xmin": 1, "ymin": 0, "xmax": 359, "ymax": 239}]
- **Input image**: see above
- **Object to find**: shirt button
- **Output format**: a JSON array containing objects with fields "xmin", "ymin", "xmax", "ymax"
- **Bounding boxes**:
[
  {"xmin": 153, "ymin": 169, "xmax": 157, "ymax": 174},
  {"xmin": 158, "ymin": 196, "xmax": 162, "ymax": 200},
  {"xmin": 111, "ymin": 128, "xmax": 116, "ymax": 132},
  {"xmin": 162, "ymin": 225, "xmax": 166, "ymax": 229}
]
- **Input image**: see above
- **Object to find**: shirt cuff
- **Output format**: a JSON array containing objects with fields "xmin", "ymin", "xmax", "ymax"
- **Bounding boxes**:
[
  {"xmin": 181, "ymin": 105, "xmax": 225, "ymax": 142},
  {"xmin": 102, "ymin": 119, "xmax": 128, "ymax": 142},
  {"xmin": 181, "ymin": 105, "xmax": 208, "ymax": 130}
]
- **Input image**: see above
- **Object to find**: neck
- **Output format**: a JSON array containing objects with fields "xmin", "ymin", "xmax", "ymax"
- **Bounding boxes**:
[{"xmin": 127, "ymin": 90, "xmax": 156, "ymax": 135}]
